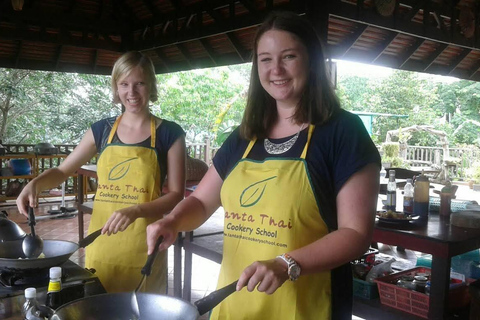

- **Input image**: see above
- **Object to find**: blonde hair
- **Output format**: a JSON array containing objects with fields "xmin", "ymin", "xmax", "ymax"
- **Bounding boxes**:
[{"xmin": 111, "ymin": 51, "xmax": 158, "ymax": 104}]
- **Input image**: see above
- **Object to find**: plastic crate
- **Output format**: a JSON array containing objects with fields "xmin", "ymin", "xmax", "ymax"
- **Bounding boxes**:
[
  {"xmin": 374, "ymin": 267, "xmax": 471, "ymax": 319},
  {"xmin": 353, "ymin": 278, "xmax": 379, "ymax": 299}
]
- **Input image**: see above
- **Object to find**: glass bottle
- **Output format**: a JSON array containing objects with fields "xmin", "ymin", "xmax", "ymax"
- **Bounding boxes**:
[
  {"xmin": 45, "ymin": 266, "xmax": 62, "ymax": 310},
  {"xmin": 440, "ymin": 181, "xmax": 453, "ymax": 218},
  {"xmin": 386, "ymin": 170, "xmax": 397, "ymax": 212},
  {"xmin": 414, "ymin": 171, "xmax": 430, "ymax": 223},
  {"xmin": 403, "ymin": 178, "xmax": 414, "ymax": 215}
]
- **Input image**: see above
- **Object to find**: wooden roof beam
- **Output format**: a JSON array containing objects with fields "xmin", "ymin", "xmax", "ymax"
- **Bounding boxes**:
[
  {"xmin": 177, "ymin": 43, "xmax": 194, "ymax": 69},
  {"xmin": 445, "ymin": 48, "xmax": 471, "ymax": 75},
  {"xmin": 370, "ymin": 33, "xmax": 399, "ymax": 64},
  {"xmin": 54, "ymin": 45, "xmax": 63, "ymax": 70},
  {"xmin": 226, "ymin": 32, "xmax": 249, "ymax": 62},
  {"xmin": 423, "ymin": 43, "xmax": 448, "ymax": 72},
  {"xmin": 397, "ymin": 37, "xmax": 425, "ymax": 69},
  {"xmin": 154, "ymin": 49, "xmax": 171, "ymax": 73},
  {"xmin": 199, "ymin": 38, "xmax": 219, "ymax": 67},
  {"xmin": 330, "ymin": 21, "xmax": 368, "ymax": 58}
]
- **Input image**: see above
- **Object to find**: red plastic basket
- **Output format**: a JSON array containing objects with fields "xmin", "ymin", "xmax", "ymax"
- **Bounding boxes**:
[{"xmin": 374, "ymin": 267, "xmax": 471, "ymax": 319}]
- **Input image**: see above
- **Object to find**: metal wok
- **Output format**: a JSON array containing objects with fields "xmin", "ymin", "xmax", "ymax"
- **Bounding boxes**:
[
  {"xmin": 51, "ymin": 280, "xmax": 238, "ymax": 320},
  {"xmin": 0, "ymin": 229, "xmax": 101, "ymax": 272}
]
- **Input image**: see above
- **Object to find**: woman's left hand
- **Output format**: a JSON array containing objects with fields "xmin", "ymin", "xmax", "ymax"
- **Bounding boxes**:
[
  {"xmin": 236, "ymin": 257, "xmax": 289, "ymax": 294},
  {"xmin": 101, "ymin": 206, "xmax": 140, "ymax": 235}
]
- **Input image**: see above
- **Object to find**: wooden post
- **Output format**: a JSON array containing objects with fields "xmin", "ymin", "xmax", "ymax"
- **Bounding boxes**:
[{"xmin": 205, "ymin": 138, "xmax": 211, "ymax": 164}]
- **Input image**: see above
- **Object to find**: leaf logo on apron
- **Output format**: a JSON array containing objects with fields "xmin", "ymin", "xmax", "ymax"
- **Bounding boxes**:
[
  {"xmin": 239, "ymin": 176, "xmax": 276, "ymax": 207},
  {"xmin": 108, "ymin": 157, "xmax": 137, "ymax": 180}
]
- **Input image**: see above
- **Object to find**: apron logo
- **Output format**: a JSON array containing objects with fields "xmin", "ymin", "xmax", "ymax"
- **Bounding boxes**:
[
  {"xmin": 240, "ymin": 176, "xmax": 276, "ymax": 207},
  {"xmin": 108, "ymin": 158, "xmax": 137, "ymax": 181}
]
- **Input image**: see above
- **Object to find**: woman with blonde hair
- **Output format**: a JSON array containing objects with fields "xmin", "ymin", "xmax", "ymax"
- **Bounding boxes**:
[{"xmin": 17, "ymin": 51, "xmax": 186, "ymax": 293}]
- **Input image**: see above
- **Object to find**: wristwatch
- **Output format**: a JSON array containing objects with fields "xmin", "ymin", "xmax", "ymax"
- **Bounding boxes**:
[{"xmin": 276, "ymin": 253, "xmax": 301, "ymax": 281}]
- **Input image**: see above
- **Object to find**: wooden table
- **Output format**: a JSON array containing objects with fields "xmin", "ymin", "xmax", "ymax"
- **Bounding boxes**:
[
  {"xmin": 76, "ymin": 164, "xmax": 97, "ymax": 241},
  {"xmin": 180, "ymin": 210, "xmax": 224, "ymax": 301},
  {"xmin": 374, "ymin": 214, "xmax": 480, "ymax": 319}
]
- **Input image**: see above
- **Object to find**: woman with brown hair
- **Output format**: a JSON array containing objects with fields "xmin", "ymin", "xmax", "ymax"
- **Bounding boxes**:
[{"xmin": 147, "ymin": 11, "xmax": 380, "ymax": 319}]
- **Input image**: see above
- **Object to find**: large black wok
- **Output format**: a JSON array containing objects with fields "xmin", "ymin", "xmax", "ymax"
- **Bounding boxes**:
[
  {"xmin": 0, "ymin": 229, "xmax": 101, "ymax": 272},
  {"xmin": 52, "ymin": 235, "xmax": 237, "ymax": 320},
  {"xmin": 51, "ymin": 281, "xmax": 238, "ymax": 320}
]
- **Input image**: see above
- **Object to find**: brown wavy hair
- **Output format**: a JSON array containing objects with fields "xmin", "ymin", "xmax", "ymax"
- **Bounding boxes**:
[{"xmin": 240, "ymin": 11, "xmax": 340, "ymax": 140}]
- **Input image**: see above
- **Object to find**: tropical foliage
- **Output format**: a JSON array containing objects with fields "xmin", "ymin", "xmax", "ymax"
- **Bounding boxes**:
[
  {"xmin": 337, "ymin": 70, "xmax": 480, "ymax": 147},
  {"xmin": 0, "ymin": 61, "xmax": 479, "ymax": 152}
]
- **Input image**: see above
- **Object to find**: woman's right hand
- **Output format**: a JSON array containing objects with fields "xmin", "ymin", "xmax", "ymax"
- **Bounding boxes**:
[
  {"xmin": 146, "ymin": 217, "xmax": 178, "ymax": 254},
  {"xmin": 15, "ymin": 181, "xmax": 38, "ymax": 217}
]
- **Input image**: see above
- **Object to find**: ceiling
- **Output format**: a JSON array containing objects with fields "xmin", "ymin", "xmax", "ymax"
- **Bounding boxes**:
[{"xmin": 1, "ymin": 0, "xmax": 480, "ymax": 81}]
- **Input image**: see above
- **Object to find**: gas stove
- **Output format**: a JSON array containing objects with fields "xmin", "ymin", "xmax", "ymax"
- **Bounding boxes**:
[{"xmin": 0, "ymin": 260, "xmax": 105, "ymax": 319}]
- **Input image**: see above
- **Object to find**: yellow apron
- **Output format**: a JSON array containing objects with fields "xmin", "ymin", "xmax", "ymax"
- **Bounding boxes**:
[
  {"xmin": 85, "ymin": 115, "xmax": 167, "ymax": 293},
  {"xmin": 211, "ymin": 125, "xmax": 331, "ymax": 320}
]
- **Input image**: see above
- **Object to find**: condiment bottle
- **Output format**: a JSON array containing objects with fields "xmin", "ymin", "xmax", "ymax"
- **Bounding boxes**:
[
  {"xmin": 22, "ymin": 288, "xmax": 43, "ymax": 320},
  {"xmin": 414, "ymin": 171, "xmax": 430, "ymax": 224},
  {"xmin": 440, "ymin": 181, "xmax": 453, "ymax": 218},
  {"xmin": 386, "ymin": 170, "xmax": 397, "ymax": 212},
  {"xmin": 403, "ymin": 178, "xmax": 414, "ymax": 215},
  {"xmin": 45, "ymin": 266, "xmax": 62, "ymax": 310}
]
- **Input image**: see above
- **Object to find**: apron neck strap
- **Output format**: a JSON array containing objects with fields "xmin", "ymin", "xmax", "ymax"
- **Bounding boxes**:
[
  {"xmin": 300, "ymin": 124, "xmax": 314, "ymax": 159},
  {"xmin": 107, "ymin": 114, "xmax": 156, "ymax": 148},
  {"xmin": 242, "ymin": 138, "xmax": 256, "ymax": 159}
]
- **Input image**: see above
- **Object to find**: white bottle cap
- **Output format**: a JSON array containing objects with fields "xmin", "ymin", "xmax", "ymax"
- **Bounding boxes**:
[
  {"xmin": 50, "ymin": 266, "xmax": 62, "ymax": 279},
  {"xmin": 24, "ymin": 287, "xmax": 36, "ymax": 298}
]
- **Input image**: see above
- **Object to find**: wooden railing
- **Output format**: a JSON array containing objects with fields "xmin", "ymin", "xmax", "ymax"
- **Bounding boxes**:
[
  {"xmin": 186, "ymin": 139, "xmax": 219, "ymax": 165},
  {"xmin": 405, "ymin": 145, "xmax": 480, "ymax": 179},
  {"xmin": 1, "ymin": 144, "xmax": 77, "ymax": 155},
  {"xmin": 2, "ymin": 141, "xmax": 218, "ymax": 164}
]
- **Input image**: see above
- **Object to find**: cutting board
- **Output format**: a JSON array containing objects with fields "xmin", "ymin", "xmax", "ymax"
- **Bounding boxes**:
[{"xmin": 451, "ymin": 210, "xmax": 480, "ymax": 229}]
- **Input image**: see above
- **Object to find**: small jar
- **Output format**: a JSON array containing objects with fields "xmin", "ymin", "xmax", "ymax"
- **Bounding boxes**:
[
  {"xmin": 397, "ymin": 275, "xmax": 415, "ymax": 290},
  {"xmin": 413, "ymin": 275, "xmax": 428, "ymax": 293}
]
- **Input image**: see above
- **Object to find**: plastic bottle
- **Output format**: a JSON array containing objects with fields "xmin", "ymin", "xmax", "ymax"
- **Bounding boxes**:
[
  {"xmin": 414, "ymin": 171, "xmax": 430, "ymax": 223},
  {"xmin": 403, "ymin": 178, "xmax": 414, "ymax": 215},
  {"xmin": 425, "ymin": 281, "xmax": 431, "ymax": 295},
  {"xmin": 22, "ymin": 288, "xmax": 43, "ymax": 320},
  {"xmin": 45, "ymin": 266, "xmax": 62, "ymax": 310},
  {"xmin": 386, "ymin": 170, "xmax": 397, "ymax": 212}
]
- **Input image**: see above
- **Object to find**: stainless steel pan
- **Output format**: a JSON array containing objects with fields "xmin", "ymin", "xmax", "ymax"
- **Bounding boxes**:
[{"xmin": 0, "ymin": 229, "xmax": 101, "ymax": 272}]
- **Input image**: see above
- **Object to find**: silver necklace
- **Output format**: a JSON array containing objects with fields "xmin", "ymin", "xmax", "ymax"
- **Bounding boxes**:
[{"xmin": 264, "ymin": 124, "xmax": 305, "ymax": 155}]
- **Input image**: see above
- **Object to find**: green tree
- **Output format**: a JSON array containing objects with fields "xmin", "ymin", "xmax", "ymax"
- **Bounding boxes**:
[
  {"xmin": 153, "ymin": 65, "xmax": 249, "ymax": 145},
  {"xmin": 0, "ymin": 69, "xmax": 114, "ymax": 144}
]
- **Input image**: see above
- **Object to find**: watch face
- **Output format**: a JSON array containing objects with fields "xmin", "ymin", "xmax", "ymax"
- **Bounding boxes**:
[{"xmin": 289, "ymin": 265, "xmax": 301, "ymax": 280}]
